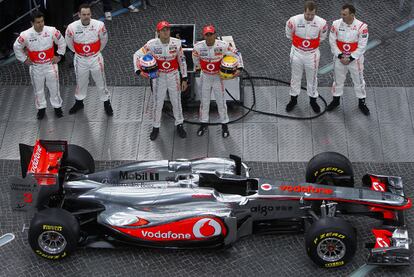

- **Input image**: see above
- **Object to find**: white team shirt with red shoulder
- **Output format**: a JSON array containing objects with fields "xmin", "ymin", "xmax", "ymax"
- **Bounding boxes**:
[
  {"xmin": 14, "ymin": 26, "xmax": 66, "ymax": 64},
  {"xmin": 65, "ymin": 19, "xmax": 108, "ymax": 57},
  {"xmin": 133, "ymin": 37, "xmax": 187, "ymax": 77},
  {"xmin": 286, "ymin": 14, "xmax": 328, "ymax": 51},
  {"xmin": 192, "ymin": 39, "xmax": 244, "ymax": 75},
  {"xmin": 329, "ymin": 18, "xmax": 369, "ymax": 59}
]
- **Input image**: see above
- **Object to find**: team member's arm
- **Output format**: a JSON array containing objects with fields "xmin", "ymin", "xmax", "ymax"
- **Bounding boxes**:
[
  {"xmin": 225, "ymin": 43, "xmax": 244, "ymax": 73},
  {"xmin": 329, "ymin": 23, "xmax": 342, "ymax": 58},
  {"xmin": 177, "ymin": 42, "xmax": 188, "ymax": 91},
  {"xmin": 52, "ymin": 28, "xmax": 66, "ymax": 63},
  {"xmin": 320, "ymin": 20, "xmax": 329, "ymax": 42},
  {"xmin": 13, "ymin": 33, "xmax": 30, "ymax": 64},
  {"xmin": 177, "ymin": 43, "xmax": 187, "ymax": 79},
  {"xmin": 350, "ymin": 23, "xmax": 368, "ymax": 61},
  {"xmin": 65, "ymin": 25, "xmax": 75, "ymax": 52},
  {"xmin": 192, "ymin": 44, "xmax": 200, "ymax": 71},
  {"xmin": 133, "ymin": 43, "xmax": 150, "ymax": 78},
  {"xmin": 99, "ymin": 23, "xmax": 108, "ymax": 51},
  {"xmin": 285, "ymin": 17, "xmax": 295, "ymax": 40}
]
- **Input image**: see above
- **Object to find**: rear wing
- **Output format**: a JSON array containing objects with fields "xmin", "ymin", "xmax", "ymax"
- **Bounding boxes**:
[
  {"xmin": 10, "ymin": 140, "xmax": 67, "ymax": 211},
  {"xmin": 19, "ymin": 140, "xmax": 67, "ymax": 178}
]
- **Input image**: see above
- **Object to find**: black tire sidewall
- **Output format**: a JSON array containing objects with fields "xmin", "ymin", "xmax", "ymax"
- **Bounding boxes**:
[
  {"xmin": 306, "ymin": 152, "xmax": 354, "ymax": 187},
  {"xmin": 305, "ymin": 217, "xmax": 356, "ymax": 268},
  {"xmin": 28, "ymin": 208, "xmax": 79, "ymax": 260},
  {"xmin": 63, "ymin": 144, "xmax": 95, "ymax": 174}
]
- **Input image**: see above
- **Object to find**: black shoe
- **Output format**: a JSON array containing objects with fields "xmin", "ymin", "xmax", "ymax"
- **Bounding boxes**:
[
  {"xmin": 69, "ymin": 100, "xmax": 84, "ymax": 114},
  {"xmin": 197, "ymin": 124, "xmax": 208, "ymax": 136},
  {"xmin": 37, "ymin": 108, "xmax": 46, "ymax": 120},
  {"xmin": 54, "ymin": 107, "xmax": 63, "ymax": 118},
  {"xmin": 327, "ymin": 96, "xmax": 341, "ymax": 111},
  {"xmin": 310, "ymin": 97, "xmax": 320, "ymax": 113},
  {"xmin": 285, "ymin": 95, "xmax": 298, "ymax": 112},
  {"xmin": 358, "ymin": 98, "xmax": 370, "ymax": 116},
  {"xmin": 104, "ymin": 100, "xmax": 113, "ymax": 116},
  {"xmin": 150, "ymin": 127, "xmax": 159, "ymax": 141},
  {"xmin": 176, "ymin": 124, "xmax": 187, "ymax": 138},
  {"xmin": 222, "ymin": 124, "xmax": 230, "ymax": 138}
]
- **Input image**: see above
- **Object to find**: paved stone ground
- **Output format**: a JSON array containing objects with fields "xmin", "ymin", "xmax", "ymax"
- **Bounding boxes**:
[
  {"xmin": 0, "ymin": 0, "xmax": 413, "ymax": 87},
  {"xmin": 0, "ymin": 160, "xmax": 413, "ymax": 277}
]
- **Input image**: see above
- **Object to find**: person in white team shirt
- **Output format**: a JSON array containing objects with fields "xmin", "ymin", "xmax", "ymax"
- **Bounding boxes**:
[
  {"xmin": 327, "ymin": 3, "xmax": 370, "ymax": 115},
  {"xmin": 192, "ymin": 25, "xmax": 244, "ymax": 138},
  {"xmin": 133, "ymin": 21, "xmax": 188, "ymax": 141},
  {"xmin": 285, "ymin": 0, "xmax": 328, "ymax": 113},
  {"xmin": 13, "ymin": 11, "xmax": 66, "ymax": 120},
  {"xmin": 65, "ymin": 3, "xmax": 113, "ymax": 116}
]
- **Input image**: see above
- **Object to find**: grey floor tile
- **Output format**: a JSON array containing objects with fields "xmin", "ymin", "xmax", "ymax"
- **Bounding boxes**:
[
  {"xmin": 0, "ymin": 86, "xmax": 18, "ymax": 122},
  {"xmin": 38, "ymin": 120, "xmax": 74, "ymax": 141},
  {"xmin": 8, "ymin": 86, "xmax": 37, "ymax": 121},
  {"xmin": 311, "ymin": 87, "xmax": 345, "ymax": 123},
  {"xmin": 346, "ymin": 120, "xmax": 383, "ymax": 162},
  {"xmin": 172, "ymin": 124, "xmax": 208, "ymax": 159},
  {"xmin": 243, "ymin": 123, "xmax": 277, "ymax": 162},
  {"xmin": 111, "ymin": 86, "xmax": 145, "ymax": 122},
  {"xmin": 0, "ymin": 122, "xmax": 7, "ymax": 149},
  {"xmin": 380, "ymin": 123, "xmax": 414, "ymax": 162},
  {"xmin": 73, "ymin": 86, "xmax": 114, "ymax": 122},
  {"xmin": 275, "ymin": 86, "xmax": 314, "ymax": 123},
  {"xmin": 208, "ymin": 123, "xmax": 243, "ymax": 158},
  {"xmin": 405, "ymin": 87, "xmax": 414, "ymax": 129},
  {"xmin": 311, "ymin": 122, "xmax": 348, "ymax": 157},
  {"xmin": 137, "ymin": 122, "xmax": 174, "ymax": 160},
  {"xmin": 102, "ymin": 122, "xmax": 140, "ymax": 160},
  {"xmin": 343, "ymin": 87, "xmax": 378, "ymax": 124},
  {"xmin": 278, "ymin": 122, "xmax": 313, "ymax": 162},
  {"xmin": 70, "ymin": 121, "xmax": 108, "ymax": 160},
  {"xmin": 374, "ymin": 87, "xmax": 410, "ymax": 124},
  {"xmin": 0, "ymin": 121, "xmax": 39, "ymax": 159},
  {"xmin": 243, "ymin": 86, "xmax": 277, "ymax": 123}
]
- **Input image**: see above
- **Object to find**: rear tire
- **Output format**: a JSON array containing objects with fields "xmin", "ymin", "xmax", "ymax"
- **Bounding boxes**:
[
  {"xmin": 306, "ymin": 152, "xmax": 354, "ymax": 187},
  {"xmin": 28, "ymin": 208, "xmax": 79, "ymax": 260},
  {"xmin": 62, "ymin": 144, "xmax": 95, "ymax": 174},
  {"xmin": 305, "ymin": 217, "xmax": 357, "ymax": 268}
]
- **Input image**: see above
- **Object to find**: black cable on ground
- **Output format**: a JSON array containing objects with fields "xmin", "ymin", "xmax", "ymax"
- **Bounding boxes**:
[{"xmin": 164, "ymin": 69, "xmax": 329, "ymax": 125}]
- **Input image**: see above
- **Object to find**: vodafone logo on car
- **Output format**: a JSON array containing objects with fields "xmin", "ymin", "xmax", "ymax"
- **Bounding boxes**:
[
  {"xmin": 193, "ymin": 218, "xmax": 222, "ymax": 238},
  {"xmin": 113, "ymin": 216, "xmax": 226, "ymax": 242}
]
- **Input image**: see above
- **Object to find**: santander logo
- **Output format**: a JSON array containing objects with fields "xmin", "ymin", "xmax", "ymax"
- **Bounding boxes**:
[{"xmin": 376, "ymin": 237, "xmax": 389, "ymax": 248}]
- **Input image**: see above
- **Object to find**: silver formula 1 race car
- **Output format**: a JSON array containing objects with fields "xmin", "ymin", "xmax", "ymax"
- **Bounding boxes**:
[{"xmin": 9, "ymin": 140, "xmax": 412, "ymax": 268}]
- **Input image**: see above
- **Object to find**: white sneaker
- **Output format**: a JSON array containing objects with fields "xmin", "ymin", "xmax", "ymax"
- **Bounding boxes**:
[
  {"xmin": 128, "ymin": 5, "xmax": 140, "ymax": 12},
  {"xmin": 105, "ymin": 12, "xmax": 112, "ymax": 20}
]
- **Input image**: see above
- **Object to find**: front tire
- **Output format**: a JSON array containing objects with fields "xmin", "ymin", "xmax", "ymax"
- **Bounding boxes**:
[
  {"xmin": 28, "ymin": 208, "xmax": 79, "ymax": 260},
  {"xmin": 305, "ymin": 217, "xmax": 357, "ymax": 268},
  {"xmin": 306, "ymin": 152, "xmax": 354, "ymax": 187}
]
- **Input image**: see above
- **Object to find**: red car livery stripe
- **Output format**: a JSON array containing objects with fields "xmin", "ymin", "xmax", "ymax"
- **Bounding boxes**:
[{"xmin": 112, "ymin": 216, "xmax": 227, "ymax": 241}]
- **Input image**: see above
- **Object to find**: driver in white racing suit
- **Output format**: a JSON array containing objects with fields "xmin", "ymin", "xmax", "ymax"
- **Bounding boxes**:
[
  {"xmin": 133, "ymin": 21, "xmax": 188, "ymax": 141},
  {"xmin": 192, "ymin": 25, "xmax": 243, "ymax": 138},
  {"xmin": 65, "ymin": 3, "xmax": 113, "ymax": 116},
  {"xmin": 285, "ymin": 0, "xmax": 328, "ymax": 113},
  {"xmin": 13, "ymin": 11, "xmax": 66, "ymax": 120},
  {"xmin": 326, "ymin": 3, "xmax": 370, "ymax": 115}
]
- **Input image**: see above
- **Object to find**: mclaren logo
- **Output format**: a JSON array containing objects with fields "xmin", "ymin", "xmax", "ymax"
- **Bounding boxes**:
[
  {"xmin": 119, "ymin": 171, "xmax": 159, "ymax": 181},
  {"xmin": 192, "ymin": 218, "xmax": 222, "ymax": 238}
]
